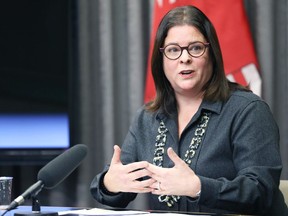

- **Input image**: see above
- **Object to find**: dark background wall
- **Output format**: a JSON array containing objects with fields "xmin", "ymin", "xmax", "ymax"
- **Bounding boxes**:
[
  {"xmin": 0, "ymin": 0, "xmax": 69, "ymax": 114},
  {"xmin": 0, "ymin": 0, "xmax": 74, "ymax": 206}
]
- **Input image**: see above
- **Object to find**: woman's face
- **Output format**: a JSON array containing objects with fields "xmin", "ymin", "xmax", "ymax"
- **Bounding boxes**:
[{"xmin": 162, "ymin": 25, "xmax": 213, "ymax": 98}]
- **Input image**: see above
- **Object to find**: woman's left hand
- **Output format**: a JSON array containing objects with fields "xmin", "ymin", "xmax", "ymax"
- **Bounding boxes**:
[{"xmin": 146, "ymin": 147, "xmax": 201, "ymax": 197}]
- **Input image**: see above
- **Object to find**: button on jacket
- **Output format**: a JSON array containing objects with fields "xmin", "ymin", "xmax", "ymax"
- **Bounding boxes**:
[{"xmin": 90, "ymin": 90, "xmax": 287, "ymax": 215}]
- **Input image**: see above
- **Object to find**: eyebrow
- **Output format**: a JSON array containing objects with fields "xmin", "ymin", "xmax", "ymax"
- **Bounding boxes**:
[{"xmin": 164, "ymin": 41, "xmax": 207, "ymax": 46}]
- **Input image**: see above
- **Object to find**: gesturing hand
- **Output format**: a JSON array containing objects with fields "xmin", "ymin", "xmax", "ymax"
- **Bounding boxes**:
[
  {"xmin": 146, "ymin": 147, "xmax": 201, "ymax": 198},
  {"xmin": 103, "ymin": 145, "xmax": 155, "ymax": 193}
]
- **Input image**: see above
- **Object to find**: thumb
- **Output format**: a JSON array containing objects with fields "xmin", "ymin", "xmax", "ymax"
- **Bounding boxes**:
[
  {"xmin": 167, "ymin": 147, "xmax": 184, "ymax": 166},
  {"xmin": 110, "ymin": 145, "xmax": 122, "ymax": 164}
]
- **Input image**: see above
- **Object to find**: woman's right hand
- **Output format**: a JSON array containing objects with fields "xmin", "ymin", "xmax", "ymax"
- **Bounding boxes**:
[{"xmin": 103, "ymin": 145, "xmax": 155, "ymax": 193}]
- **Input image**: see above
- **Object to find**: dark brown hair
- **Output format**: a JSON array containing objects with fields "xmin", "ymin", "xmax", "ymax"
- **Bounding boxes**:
[{"xmin": 146, "ymin": 5, "xmax": 248, "ymax": 113}]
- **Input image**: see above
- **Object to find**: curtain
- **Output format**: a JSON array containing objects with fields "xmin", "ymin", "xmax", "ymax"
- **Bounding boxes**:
[
  {"xmin": 69, "ymin": 0, "xmax": 152, "ymax": 209},
  {"xmin": 66, "ymin": 0, "xmax": 288, "ymax": 209},
  {"xmin": 244, "ymin": 0, "xmax": 288, "ymax": 179}
]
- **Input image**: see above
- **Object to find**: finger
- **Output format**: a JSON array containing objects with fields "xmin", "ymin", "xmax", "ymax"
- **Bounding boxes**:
[
  {"xmin": 146, "ymin": 162, "xmax": 162, "ymax": 174},
  {"xmin": 130, "ymin": 186, "xmax": 153, "ymax": 193},
  {"xmin": 132, "ymin": 178, "xmax": 156, "ymax": 193},
  {"xmin": 110, "ymin": 145, "xmax": 121, "ymax": 164},
  {"xmin": 125, "ymin": 161, "xmax": 149, "ymax": 173},
  {"xmin": 149, "ymin": 180, "xmax": 161, "ymax": 190},
  {"xmin": 128, "ymin": 167, "xmax": 152, "ymax": 180},
  {"xmin": 133, "ymin": 178, "xmax": 156, "ymax": 190},
  {"xmin": 146, "ymin": 163, "xmax": 168, "ymax": 181},
  {"xmin": 167, "ymin": 147, "xmax": 185, "ymax": 166},
  {"xmin": 150, "ymin": 182, "xmax": 166, "ymax": 195},
  {"xmin": 135, "ymin": 188, "xmax": 154, "ymax": 193}
]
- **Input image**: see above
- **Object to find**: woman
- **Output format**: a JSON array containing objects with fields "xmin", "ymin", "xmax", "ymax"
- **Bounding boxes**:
[{"xmin": 90, "ymin": 5, "xmax": 287, "ymax": 215}]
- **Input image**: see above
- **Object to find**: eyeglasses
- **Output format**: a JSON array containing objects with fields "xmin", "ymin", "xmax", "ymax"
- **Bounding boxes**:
[{"xmin": 159, "ymin": 41, "xmax": 210, "ymax": 60}]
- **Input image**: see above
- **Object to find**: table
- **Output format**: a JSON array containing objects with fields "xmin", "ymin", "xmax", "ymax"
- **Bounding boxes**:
[{"xmin": 0, "ymin": 206, "xmax": 254, "ymax": 216}]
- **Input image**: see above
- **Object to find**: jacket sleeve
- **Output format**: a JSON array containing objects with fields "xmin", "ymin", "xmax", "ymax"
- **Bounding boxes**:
[{"xmin": 197, "ymin": 100, "xmax": 283, "ymax": 215}]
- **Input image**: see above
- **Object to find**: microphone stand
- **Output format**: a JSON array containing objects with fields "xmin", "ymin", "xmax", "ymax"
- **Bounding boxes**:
[
  {"xmin": 32, "ymin": 196, "xmax": 41, "ymax": 213},
  {"xmin": 32, "ymin": 195, "xmax": 41, "ymax": 213},
  {"xmin": 14, "ymin": 193, "xmax": 58, "ymax": 216}
]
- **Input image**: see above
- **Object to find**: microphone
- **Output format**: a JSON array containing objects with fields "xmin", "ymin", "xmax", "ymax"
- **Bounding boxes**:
[
  {"xmin": 38, "ymin": 144, "xmax": 87, "ymax": 189},
  {"xmin": 6, "ymin": 144, "xmax": 87, "ymax": 211}
]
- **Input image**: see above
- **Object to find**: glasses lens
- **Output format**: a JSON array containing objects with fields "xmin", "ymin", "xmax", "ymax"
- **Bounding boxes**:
[
  {"xmin": 164, "ymin": 44, "xmax": 181, "ymax": 60},
  {"xmin": 188, "ymin": 43, "xmax": 206, "ymax": 57}
]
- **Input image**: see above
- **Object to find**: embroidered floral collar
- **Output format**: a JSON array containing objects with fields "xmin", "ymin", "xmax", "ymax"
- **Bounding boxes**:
[{"xmin": 153, "ymin": 111, "xmax": 211, "ymax": 207}]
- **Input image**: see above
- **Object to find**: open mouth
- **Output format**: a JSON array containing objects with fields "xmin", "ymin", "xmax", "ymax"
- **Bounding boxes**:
[{"xmin": 179, "ymin": 70, "xmax": 193, "ymax": 75}]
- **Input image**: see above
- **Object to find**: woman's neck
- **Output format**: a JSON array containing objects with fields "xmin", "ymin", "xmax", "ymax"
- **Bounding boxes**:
[{"xmin": 176, "ymin": 92, "xmax": 203, "ymax": 138}]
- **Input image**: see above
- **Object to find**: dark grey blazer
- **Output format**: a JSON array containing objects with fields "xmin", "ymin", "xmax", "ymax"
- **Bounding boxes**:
[{"xmin": 91, "ymin": 90, "xmax": 287, "ymax": 215}]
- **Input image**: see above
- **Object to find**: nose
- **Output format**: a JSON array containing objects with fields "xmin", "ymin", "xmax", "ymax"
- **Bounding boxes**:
[{"xmin": 179, "ymin": 49, "xmax": 192, "ymax": 63}]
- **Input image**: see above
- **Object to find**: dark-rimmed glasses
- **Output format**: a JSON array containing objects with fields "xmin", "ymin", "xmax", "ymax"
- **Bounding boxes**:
[{"xmin": 160, "ymin": 41, "xmax": 210, "ymax": 60}]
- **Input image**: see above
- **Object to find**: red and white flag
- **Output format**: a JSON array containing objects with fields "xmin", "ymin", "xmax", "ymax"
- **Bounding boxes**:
[{"xmin": 144, "ymin": 0, "xmax": 261, "ymax": 102}]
